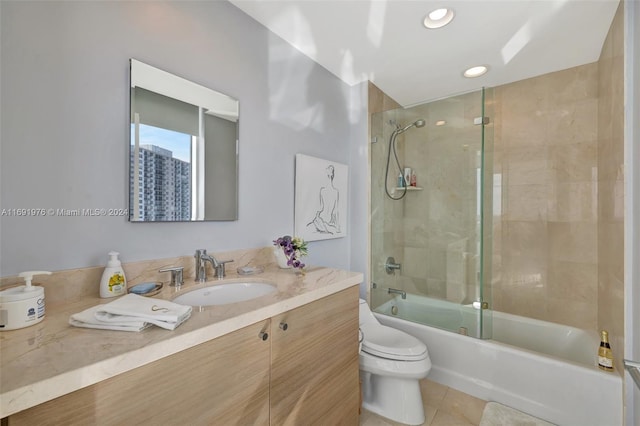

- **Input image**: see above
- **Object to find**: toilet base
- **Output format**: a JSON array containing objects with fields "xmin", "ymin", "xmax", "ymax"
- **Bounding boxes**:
[{"xmin": 361, "ymin": 371, "xmax": 425, "ymax": 425}]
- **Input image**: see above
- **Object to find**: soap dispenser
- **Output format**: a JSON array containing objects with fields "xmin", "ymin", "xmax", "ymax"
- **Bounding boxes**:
[
  {"xmin": 100, "ymin": 251, "xmax": 127, "ymax": 298},
  {"xmin": 0, "ymin": 271, "xmax": 51, "ymax": 331}
]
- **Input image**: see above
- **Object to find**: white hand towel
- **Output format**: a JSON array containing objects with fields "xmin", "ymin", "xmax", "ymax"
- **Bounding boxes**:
[
  {"xmin": 69, "ymin": 304, "xmax": 150, "ymax": 332},
  {"xmin": 95, "ymin": 294, "xmax": 192, "ymax": 330}
]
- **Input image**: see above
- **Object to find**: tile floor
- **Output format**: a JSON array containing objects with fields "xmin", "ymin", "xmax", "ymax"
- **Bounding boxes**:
[{"xmin": 360, "ymin": 379, "xmax": 487, "ymax": 426}]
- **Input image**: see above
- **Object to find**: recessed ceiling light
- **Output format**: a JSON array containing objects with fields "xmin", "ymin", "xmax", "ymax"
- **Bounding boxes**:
[
  {"xmin": 429, "ymin": 8, "xmax": 448, "ymax": 21},
  {"xmin": 435, "ymin": 120, "xmax": 446, "ymax": 126},
  {"xmin": 463, "ymin": 65, "xmax": 488, "ymax": 78},
  {"xmin": 423, "ymin": 8, "xmax": 454, "ymax": 29}
]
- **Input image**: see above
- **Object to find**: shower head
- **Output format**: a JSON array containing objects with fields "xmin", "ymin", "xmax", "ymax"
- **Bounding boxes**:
[{"xmin": 396, "ymin": 119, "xmax": 426, "ymax": 134}]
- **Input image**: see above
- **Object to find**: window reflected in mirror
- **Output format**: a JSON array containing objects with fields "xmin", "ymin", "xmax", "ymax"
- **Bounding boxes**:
[
  {"xmin": 129, "ymin": 59, "xmax": 239, "ymax": 222},
  {"xmin": 130, "ymin": 123, "xmax": 192, "ymax": 221}
]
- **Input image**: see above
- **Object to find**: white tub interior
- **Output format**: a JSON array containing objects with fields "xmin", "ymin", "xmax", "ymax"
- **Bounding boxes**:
[{"xmin": 374, "ymin": 295, "xmax": 623, "ymax": 426}]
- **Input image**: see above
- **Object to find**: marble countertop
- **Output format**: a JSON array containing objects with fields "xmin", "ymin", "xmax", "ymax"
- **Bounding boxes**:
[{"xmin": 0, "ymin": 265, "xmax": 363, "ymax": 418}]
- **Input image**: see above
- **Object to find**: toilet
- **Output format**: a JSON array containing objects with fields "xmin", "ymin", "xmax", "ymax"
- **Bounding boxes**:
[{"xmin": 359, "ymin": 298, "xmax": 432, "ymax": 425}]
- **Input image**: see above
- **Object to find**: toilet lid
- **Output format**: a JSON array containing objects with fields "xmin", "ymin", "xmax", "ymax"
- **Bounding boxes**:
[{"xmin": 360, "ymin": 324, "xmax": 428, "ymax": 361}]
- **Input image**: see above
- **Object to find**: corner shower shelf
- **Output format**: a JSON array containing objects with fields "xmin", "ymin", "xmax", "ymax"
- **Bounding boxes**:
[{"xmin": 394, "ymin": 186, "xmax": 423, "ymax": 191}]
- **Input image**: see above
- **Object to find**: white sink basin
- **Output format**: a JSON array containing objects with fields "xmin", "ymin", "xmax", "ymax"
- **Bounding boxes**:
[{"xmin": 172, "ymin": 282, "xmax": 277, "ymax": 306}]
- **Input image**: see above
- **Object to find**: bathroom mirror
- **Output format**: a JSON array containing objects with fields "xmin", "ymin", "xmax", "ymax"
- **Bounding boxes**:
[{"xmin": 129, "ymin": 59, "xmax": 239, "ymax": 222}]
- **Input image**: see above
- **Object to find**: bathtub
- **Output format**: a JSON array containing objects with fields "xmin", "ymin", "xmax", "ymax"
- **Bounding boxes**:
[{"xmin": 374, "ymin": 295, "xmax": 623, "ymax": 426}]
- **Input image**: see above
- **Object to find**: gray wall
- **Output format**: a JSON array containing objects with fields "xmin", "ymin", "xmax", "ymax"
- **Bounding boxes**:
[{"xmin": 0, "ymin": 1, "xmax": 368, "ymax": 276}]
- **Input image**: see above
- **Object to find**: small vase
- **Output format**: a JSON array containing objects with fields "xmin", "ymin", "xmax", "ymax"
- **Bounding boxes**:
[{"xmin": 273, "ymin": 247, "xmax": 292, "ymax": 269}]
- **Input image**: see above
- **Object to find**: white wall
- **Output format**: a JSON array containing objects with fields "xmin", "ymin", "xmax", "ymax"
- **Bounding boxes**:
[{"xmin": 0, "ymin": 1, "xmax": 367, "ymax": 276}]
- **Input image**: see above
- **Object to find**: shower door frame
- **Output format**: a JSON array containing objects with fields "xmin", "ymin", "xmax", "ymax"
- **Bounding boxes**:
[{"xmin": 368, "ymin": 87, "xmax": 494, "ymax": 340}]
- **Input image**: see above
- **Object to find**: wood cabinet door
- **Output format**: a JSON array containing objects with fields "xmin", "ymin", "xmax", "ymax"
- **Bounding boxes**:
[
  {"xmin": 9, "ymin": 320, "xmax": 271, "ymax": 426},
  {"xmin": 269, "ymin": 286, "xmax": 360, "ymax": 425}
]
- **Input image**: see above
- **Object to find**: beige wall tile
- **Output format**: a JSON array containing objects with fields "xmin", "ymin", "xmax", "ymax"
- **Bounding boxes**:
[
  {"xmin": 548, "ymin": 298, "xmax": 597, "ymax": 329},
  {"xmin": 494, "ymin": 287, "xmax": 549, "ymax": 320},
  {"xmin": 544, "ymin": 62, "xmax": 599, "ymax": 104},
  {"xmin": 404, "ymin": 247, "xmax": 429, "ymax": 278},
  {"xmin": 548, "ymin": 260, "xmax": 598, "ymax": 304},
  {"xmin": 505, "ymin": 184, "xmax": 547, "ymax": 221},
  {"xmin": 548, "ymin": 141, "xmax": 597, "ymax": 183},
  {"xmin": 503, "ymin": 221, "xmax": 548, "ymax": 260},
  {"xmin": 548, "ymin": 181, "xmax": 597, "ymax": 223},
  {"xmin": 427, "ymin": 278, "xmax": 447, "ymax": 299},
  {"xmin": 368, "ymin": 81, "xmax": 401, "ymax": 115},
  {"xmin": 548, "ymin": 221, "xmax": 597, "ymax": 264},
  {"xmin": 598, "ymin": 179, "xmax": 625, "ymax": 221},
  {"xmin": 498, "ymin": 78, "xmax": 547, "ymax": 114},
  {"xmin": 597, "ymin": 137, "xmax": 624, "ymax": 181},
  {"xmin": 546, "ymin": 98, "xmax": 598, "ymax": 145},
  {"xmin": 486, "ymin": 57, "xmax": 607, "ymax": 331},
  {"xmin": 598, "ymin": 222, "xmax": 624, "ymax": 273},
  {"xmin": 500, "ymin": 111, "xmax": 548, "ymax": 148},
  {"xmin": 505, "ymin": 147, "xmax": 548, "ymax": 186}
]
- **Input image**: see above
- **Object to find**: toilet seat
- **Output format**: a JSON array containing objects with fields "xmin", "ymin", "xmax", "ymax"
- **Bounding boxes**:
[{"xmin": 361, "ymin": 323, "xmax": 428, "ymax": 361}]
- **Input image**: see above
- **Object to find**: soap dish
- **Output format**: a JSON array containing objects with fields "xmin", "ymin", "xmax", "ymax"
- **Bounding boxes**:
[
  {"xmin": 128, "ymin": 282, "xmax": 163, "ymax": 297},
  {"xmin": 237, "ymin": 266, "xmax": 264, "ymax": 276}
]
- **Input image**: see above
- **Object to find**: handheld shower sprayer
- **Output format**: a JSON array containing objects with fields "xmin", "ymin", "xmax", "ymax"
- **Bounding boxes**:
[
  {"xmin": 385, "ymin": 119, "xmax": 426, "ymax": 200},
  {"xmin": 395, "ymin": 119, "xmax": 426, "ymax": 135}
]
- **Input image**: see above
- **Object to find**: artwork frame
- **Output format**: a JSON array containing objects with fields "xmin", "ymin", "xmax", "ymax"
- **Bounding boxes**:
[{"xmin": 294, "ymin": 154, "xmax": 348, "ymax": 242}]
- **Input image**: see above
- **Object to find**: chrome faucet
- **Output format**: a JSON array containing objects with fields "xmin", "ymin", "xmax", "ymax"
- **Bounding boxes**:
[
  {"xmin": 388, "ymin": 287, "xmax": 407, "ymax": 299},
  {"xmin": 194, "ymin": 249, "xmax": 233, "ymax": 281}
]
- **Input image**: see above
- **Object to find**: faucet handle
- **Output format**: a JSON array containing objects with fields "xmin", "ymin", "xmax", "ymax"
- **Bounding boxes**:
[
  {"xmin": 194, "ymin": 249, "xmax": 207, "ymax": 258},
  {"xmin": 214, "ymin": 259, "xmax": 234, "ymax": 279},
  {"xmin": 159, "ymin": 266, "xmax": 184, "ymax": 287}
]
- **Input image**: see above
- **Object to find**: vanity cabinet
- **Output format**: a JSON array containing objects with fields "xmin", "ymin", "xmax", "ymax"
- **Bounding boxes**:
[
  {"xmin": 7, "ymin": 286, "xmax": 359, "ymax": 425},
  {"xmin": 270, "ymin": 286, "xmax": 360, "ymax": 424},
  {"xmin": 7, "ymin": 320, "xmax": 272, "ymax": 425}
]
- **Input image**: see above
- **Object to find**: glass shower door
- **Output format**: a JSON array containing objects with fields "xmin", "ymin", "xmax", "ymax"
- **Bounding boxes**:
[{"xmin": 370, "ymin": 88, "xmax": 493, "ymax": 339}]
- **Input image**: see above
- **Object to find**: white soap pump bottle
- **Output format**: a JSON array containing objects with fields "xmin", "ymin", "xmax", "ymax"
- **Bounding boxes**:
[
  {"xmin": 100, "ymin": 251, "xmax": 127, "ymax": 298},
  {"xmin": 0, "ymin": 271, "xmax": 51, "ymax": 331}
]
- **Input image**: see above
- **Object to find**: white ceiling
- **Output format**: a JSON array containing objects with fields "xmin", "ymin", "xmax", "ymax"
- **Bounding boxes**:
[{"xmin": 230, "ymin": 0, "xmax": 620, "ymax": 107}]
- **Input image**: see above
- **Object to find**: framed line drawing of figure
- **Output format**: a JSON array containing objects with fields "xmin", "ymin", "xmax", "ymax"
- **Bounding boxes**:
[{"xmin": 294, "ymin": 154, "xmax": 348, "ymax": 242}]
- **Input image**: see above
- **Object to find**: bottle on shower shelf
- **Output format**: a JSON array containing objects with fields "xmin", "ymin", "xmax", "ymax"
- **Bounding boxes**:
[
  {"xmin": 403, "ymin": 168, "xmax": 412, "ymax": 187},
  {"xmin": 597, "ymin": 330, "xmax": 614, "ymax": 371}
]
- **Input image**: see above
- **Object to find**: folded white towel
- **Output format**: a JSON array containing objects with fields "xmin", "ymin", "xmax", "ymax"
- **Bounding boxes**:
[
  {"xmin": 95, "ymin": 294, "xmax": 192, "ymax": 330},
  {"xmin": 69, "ymin": 294, "xmax": 192, "ymax": 332},
  {"xmin": 69, "ymin": 305, "xmax": 150, "ymax": 332}
]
